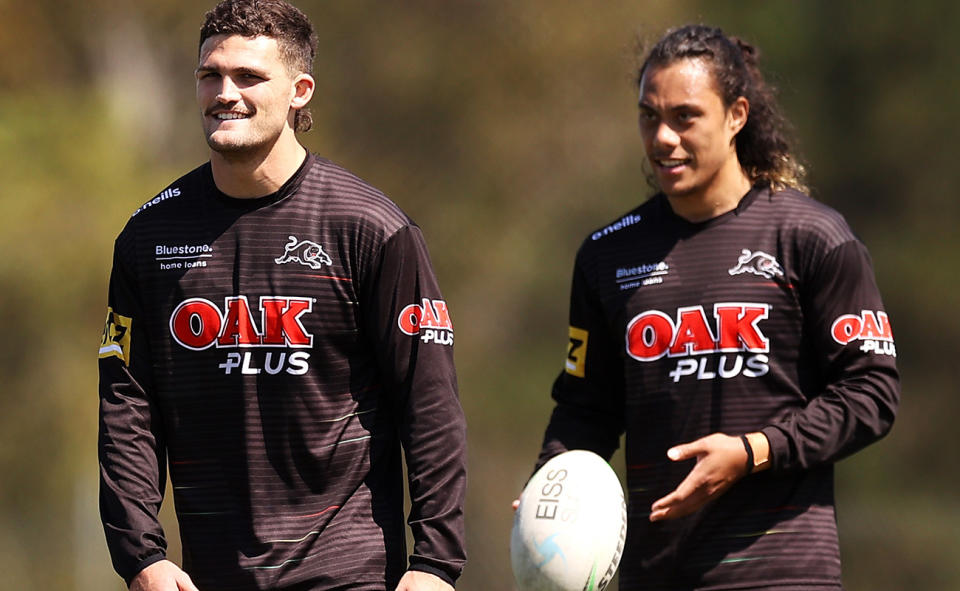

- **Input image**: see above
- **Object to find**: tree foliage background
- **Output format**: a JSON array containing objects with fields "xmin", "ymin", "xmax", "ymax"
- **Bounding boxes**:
[{"xmin": 1, "ymin": 1, "xmax": 957, "ymax": 589}]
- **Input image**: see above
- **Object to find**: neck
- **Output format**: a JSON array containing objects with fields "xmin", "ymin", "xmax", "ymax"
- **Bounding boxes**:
[
  {"xmin": 667, "ymin": 159, "xmax": 753, "ymax": 223},
  {"xmin": 209, "ymin": 132, "xmax": 307, "ymax": 199}
]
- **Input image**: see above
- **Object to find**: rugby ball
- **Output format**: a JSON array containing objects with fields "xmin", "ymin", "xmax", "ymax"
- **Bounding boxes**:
[{"xmin": 511, "ymin": 450, "xmax": 627, "ymax": 591}]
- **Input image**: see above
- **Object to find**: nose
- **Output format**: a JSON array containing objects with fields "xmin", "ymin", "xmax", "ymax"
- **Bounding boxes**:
[
  {"xmin": 652, "ymin": 121, "xmax": 680, "ymax": 150},
  {"xmin": 216, "ymin": 76, "xmax": 241, "ymax": 103}
]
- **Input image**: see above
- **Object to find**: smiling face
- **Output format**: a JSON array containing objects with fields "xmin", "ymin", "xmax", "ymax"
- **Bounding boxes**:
[
  {"xmin": 638, "ymin": 58, "xmax": 749, "ymax": 206},
  {"xmin": 196, "ymin": 34, "xmax": 312, "ymax": 157}
]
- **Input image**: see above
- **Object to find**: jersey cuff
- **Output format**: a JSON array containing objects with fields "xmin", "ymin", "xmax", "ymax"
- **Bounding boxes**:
[
  {"xmin": 408, "ymin": 562, "xmax": 458, "ymax": 587},
  {"xmin": 761, "ymin": 425, "xmax": 788, "ymax": 472},
  {"xmin": 124, "ymin": 553, "xmax": 167, "ymax": 585}
]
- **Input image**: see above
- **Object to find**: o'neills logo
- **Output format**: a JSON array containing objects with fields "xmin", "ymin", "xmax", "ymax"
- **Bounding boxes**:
[
  {"xmin": 831, "ymin": 310, "xmax": 896, "ymax": 356},
  {"xmin": 133, "ymin": 187, "xmax": 181, "ymax": 217},
  {"xmin": 398, "ymin": 299, "xmax": 453, "ymax": 345},
  {"xmin": 591, "ymin": 214, "xmax": 643, "ymax": 241},
  {"xmin": 170, "ymin": 296, "xmax": 314, "ymax": 375},
  {"xmin": 626, "ymin": 303, "xmax": 771, "ymax": 382}
]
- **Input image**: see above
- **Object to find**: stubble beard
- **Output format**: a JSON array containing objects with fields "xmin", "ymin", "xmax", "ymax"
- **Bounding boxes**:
[{"xmin": 205, "ymin": 124, "xmax": 276, "ymax": 164}]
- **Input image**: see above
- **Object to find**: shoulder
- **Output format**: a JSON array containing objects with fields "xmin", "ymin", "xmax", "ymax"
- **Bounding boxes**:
[
  {"xmin": 583, "ymin": 196, "xmax": 661, "ymax": 244},
  {"xmin": 120, "ymin": 163, "xmax": 207, "ymax": 243},
  {"xmin": 576, "ymin": 196, "xmax": 661, "ymax": 259},
  {"xmin": 303, "ymin": 157, "xmax": 413, "ymax": 237},
  {"xmin": 758, "ymin": 187, "xmax": 876, "ymax": 283},
  {"xmin": 116, "ymin": 163, "xmax": 207, "ymax": 246},
  {"xmin": 128, "ymin": 164, "xmax": 206, "ymax": 221},
  {"xmin": 763, "ymin": 187, "xmax": 859, "ymax": 250}
]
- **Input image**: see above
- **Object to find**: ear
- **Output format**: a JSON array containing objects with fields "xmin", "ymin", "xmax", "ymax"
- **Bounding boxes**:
[
  {"xmin": 290, "ymin": 73, "xmax": 315, "ymax": 110},
  {"xmin": 727, "ymin": 96, "xmax": 749, "ymax": 136}
]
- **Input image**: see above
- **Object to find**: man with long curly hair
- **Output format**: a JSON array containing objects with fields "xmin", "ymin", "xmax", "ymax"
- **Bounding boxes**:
[{"xmin": 531, "ymin": 25, "xmax": 899, "ymax": 590}]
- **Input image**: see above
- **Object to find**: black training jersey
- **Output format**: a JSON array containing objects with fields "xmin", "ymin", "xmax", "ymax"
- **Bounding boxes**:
[
  {"xmin": 98, "ymin": 154, "xmax": 467, "ymax": 590},
  {"xmin": 539, "ymin": 186, "xmax": 899, "ymax": 590}
]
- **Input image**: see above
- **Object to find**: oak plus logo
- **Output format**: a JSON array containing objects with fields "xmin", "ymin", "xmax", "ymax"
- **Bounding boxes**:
[
  {"xmin": 831, "ymin": 310, "xmax": 896, "ymax": 356},
  {"xmin": 728, "ymin": 249, "xmax": 784, "ymax": 280},
  {"xmin": 398, "ymin": 299, "xmax": 453, "ymax": 345},
  {"xmin": 625, "ymin": 303, "xmax": 771, "ymax": 382},
  {"xmin": 169, "ymin": 296, "xmax": 314, "ymax": 375},
  {"xmin": 275, "ymin": 235, "xmax": 333, "ymax": 270}
]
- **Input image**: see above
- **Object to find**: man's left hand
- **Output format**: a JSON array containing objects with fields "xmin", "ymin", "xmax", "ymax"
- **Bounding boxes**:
[
  {"xmin": 649, "ymin": 433, "xmax": 749, "ymax": 522},
  {"xmin": 395, "ymin": 570, "xmax": 453, "ymax": 591}
]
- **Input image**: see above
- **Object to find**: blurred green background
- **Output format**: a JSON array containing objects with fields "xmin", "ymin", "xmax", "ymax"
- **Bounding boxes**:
[{"xmin": 2, "ymin": 0, "xmax": 957, "ymax": 589}]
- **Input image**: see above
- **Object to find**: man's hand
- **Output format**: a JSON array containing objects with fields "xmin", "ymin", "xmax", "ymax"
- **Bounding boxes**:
[
  {"xmin": 129, "ymin": 560, "xmax": 199, "ymax": 591},
  {"xmin": 395, "ymin": 570, "xmax": 453, "ymax": 591},
  {"xmin": 649, "ymin": 433, "xmax": 749, "ymax": 522}
]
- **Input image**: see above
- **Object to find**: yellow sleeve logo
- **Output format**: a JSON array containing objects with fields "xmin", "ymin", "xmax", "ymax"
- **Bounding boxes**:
[
  {"xmin": 565, "ymin": 326, "xmax": 588, "ymax": 378},
  {"xmin": 99, "ymin": 308, "xmax": 133, "ymax": 365}
]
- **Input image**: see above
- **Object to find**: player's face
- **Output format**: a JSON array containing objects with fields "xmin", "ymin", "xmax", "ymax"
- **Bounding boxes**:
[
  {"xmin": 637, "ymin": 58, "xmax": 747, "ymax": 201},
  {"xmin": 196, "ymin": 34, "xmax": 310, "ymax": 156}
]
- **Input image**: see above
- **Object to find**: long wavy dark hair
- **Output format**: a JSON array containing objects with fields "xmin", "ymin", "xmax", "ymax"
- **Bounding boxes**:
[
  {"xmin": 199, "ymin": 0, "xmax": 318, "ymax": 133},
  {"xmin": 637, "ymin": 25, "xmax": 807, "ymax": 193}
]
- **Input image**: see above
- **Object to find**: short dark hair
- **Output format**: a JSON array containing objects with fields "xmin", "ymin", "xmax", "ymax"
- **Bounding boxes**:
[
  {"xmin": 200, "ymin": 0, "xmax": 318, "ymax": 132},
  {"xmin": 638, "ymin": 25, "xmax": 807, "ymax": 193}
]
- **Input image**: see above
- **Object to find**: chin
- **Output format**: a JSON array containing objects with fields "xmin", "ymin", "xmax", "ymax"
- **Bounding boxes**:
[
  {"xmin": 658, "ymin": 179, "xmax": 693, "ymax": 198},
  {"xmin": 207, "ymin": 140, "xmax": 249, "ymax": 154},
  {"xmin": 659, "ymin": 171, "xmax": 708, "ymax": 197},
  {"xmin": 205, "ymin": 134, "xmax": 261, "ymax": 155}
]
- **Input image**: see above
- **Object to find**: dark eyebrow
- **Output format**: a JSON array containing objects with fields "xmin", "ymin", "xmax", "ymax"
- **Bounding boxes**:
[
  {"xmin": 234, "ymin": 66, "xmax": 269, "ymax": 77},
  {"xmin": 670, "ymin": 103, "xmax": 703, "ymax": 115},
  {"xmin": 195, "ymin": 65, "xmax": 268, "ymax": 77},
  {"xmin": 638, "ymin": 100, "xmax": 702, "ymax": 113}
]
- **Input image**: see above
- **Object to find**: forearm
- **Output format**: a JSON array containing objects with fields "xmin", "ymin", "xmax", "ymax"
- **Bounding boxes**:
[
  {"xmin": 761, "ymin": 370, "xmax": 899, "ymax": 471},
  {"xmin": 401, "ymin": 392, "xmax": 467, "ymax": 585},
  {"xmin": 363, "ymin": 224, "xmax": 468, "ymax": 582},
  {"xmin": 99, "ymin": 361, "xmax": 167, "ymax": 581},
  {"xmin": 767, "ymin": 239, "xmax": 901, "ymax": 472},
  {"xmin": 537, "ymin": 398, "xmax": 623, "ymax": 471}
]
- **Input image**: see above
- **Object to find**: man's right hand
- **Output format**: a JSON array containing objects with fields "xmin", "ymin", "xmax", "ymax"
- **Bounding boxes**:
[{"xmin": 129, "ymin": 560, "xmax": 199, "ymax": 591}]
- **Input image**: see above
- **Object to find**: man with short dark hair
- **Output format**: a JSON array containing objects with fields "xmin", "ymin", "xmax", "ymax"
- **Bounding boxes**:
[{"xmin": 98, "ymin": 2, "xmax": 466, "ymax": 589}]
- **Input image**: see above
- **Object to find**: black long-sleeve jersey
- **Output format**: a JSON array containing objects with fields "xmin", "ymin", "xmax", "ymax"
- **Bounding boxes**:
[
  {"xmin": 538, "ymin": 186, "xmax": 899, "ymax": 590},
  {"xmin": 98, "ymin": 154, "xmax": 467, "ymax": 590}
]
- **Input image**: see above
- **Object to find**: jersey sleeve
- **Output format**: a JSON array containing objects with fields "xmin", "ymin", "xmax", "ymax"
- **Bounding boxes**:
[
  {"xmin": 361, "ymin": 224, "xmax": 467, "ymax": 585},
  {"xmin": 98, "ymin": 235, "xmax": 168, "ymax": 583},
  {"xmin": 762, "ymin": 239, "xmax": 900, "ymax": 471},
  {"xmin": 537, "ymin": 248, "xmax": 626, "ymax": 469}
]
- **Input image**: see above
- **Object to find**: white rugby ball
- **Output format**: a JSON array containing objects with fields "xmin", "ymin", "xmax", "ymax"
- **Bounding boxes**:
[{"xmin": 511, "ymin": 450, "xmax": 627, "ymax": 591}]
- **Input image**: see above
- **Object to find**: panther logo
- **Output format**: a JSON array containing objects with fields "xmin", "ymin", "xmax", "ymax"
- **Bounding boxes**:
[
  {"xmin": 275, "ymin": 236, "xmax": 333, "ymax": 270},
  {"xmin": 728, "ymin": 249, "xmax": 784, "ymax": 280}
]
